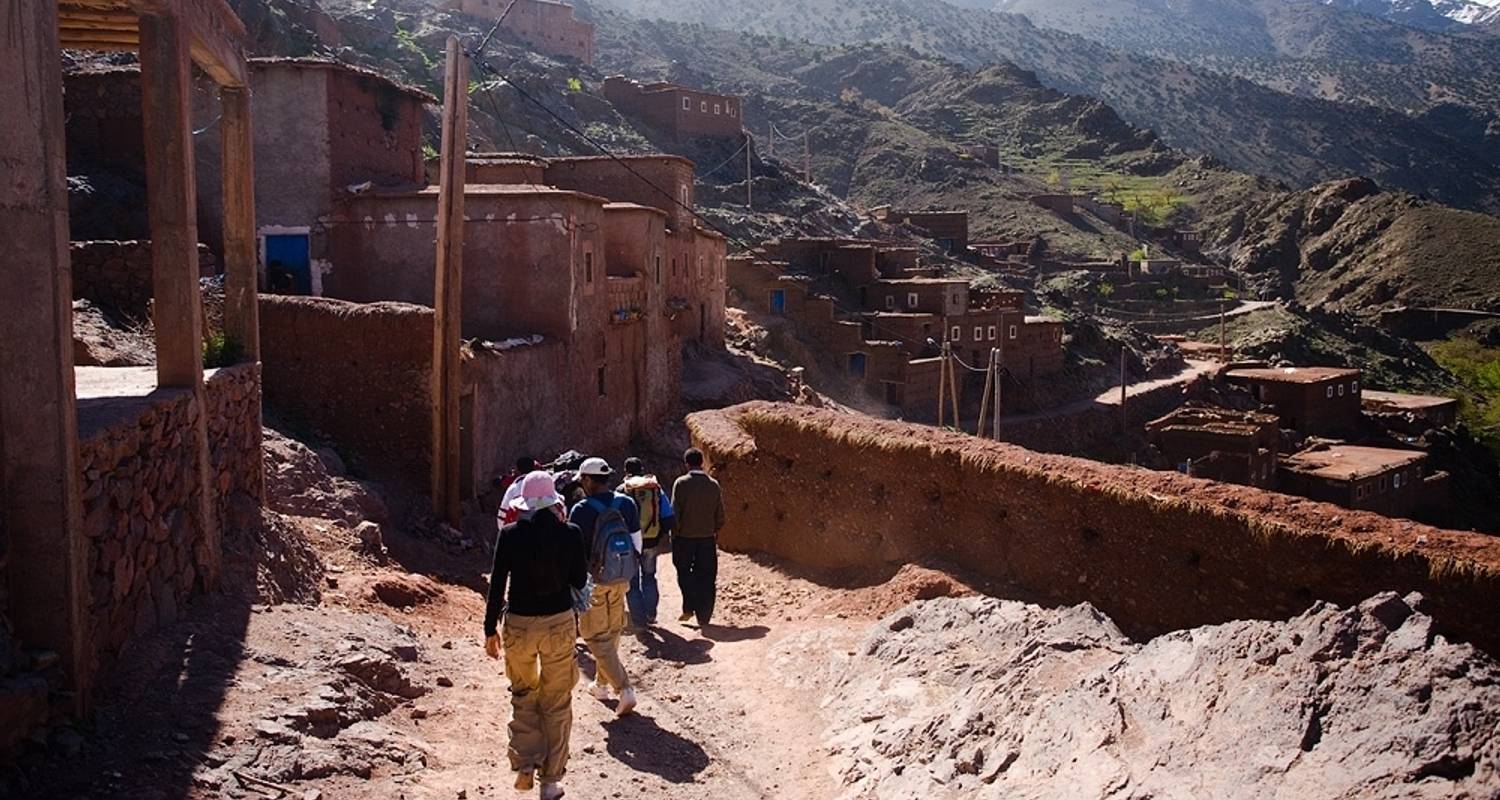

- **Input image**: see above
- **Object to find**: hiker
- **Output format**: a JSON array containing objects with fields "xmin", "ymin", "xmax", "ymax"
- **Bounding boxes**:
[
  {"xmin": 671, "ymin": 448, "xmax": 726, "ymax": 628},
  {"xmin": 483, "ymin": 471, "xmax": 588, "ymax": 800},
  {"xmin": 621, "ymin": 457, "xmax": 676, "ymax": 630},
  {"xmin": 568, "ymin": 457, "xmax": 640, "ymax": 715},
  {"xmin": 499, "ymin": 456, "xmax": 540, "ymax": 527}
]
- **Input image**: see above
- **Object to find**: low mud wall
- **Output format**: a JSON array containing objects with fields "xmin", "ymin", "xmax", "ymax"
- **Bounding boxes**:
[
  {"xmin": 260, "ymin": 296, "xmax": 432, "ymax": 489},
  {"xmin": 78, "ymin": 389, "xmax": 211, "ymax": 674},
  {"xmin": 688, "ymin": 402, "xmax": 1500, "ymax": 654}
]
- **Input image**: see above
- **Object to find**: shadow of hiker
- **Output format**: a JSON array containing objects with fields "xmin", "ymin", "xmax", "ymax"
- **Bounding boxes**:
[
  {"xmin": 700, "ymin": 623, "xmax": 770, "ymax": 643},
  {"xmin": 636, "ymin": 626, "xmax": 713, "ymax": 665},
  {"xmin": 602, "ymin": 713, "xmax": 711, "ymax": 784}
]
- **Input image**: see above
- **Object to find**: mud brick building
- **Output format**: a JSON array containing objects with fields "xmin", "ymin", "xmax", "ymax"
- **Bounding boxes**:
[
  {"xmin": 455, "ymin": 0, "xmax": 595, "ymax": 64},
  {"xmin": 1224, "ymin": 366, "xmax": 1363, "ymax": 437},
  {"xmin": 602, "ymin": 76, "xmax": 743, "ymax": 140},
  {"xmin": 1146, "ymin": 405, "xmax": 1281, "ymax": 488},
  {"xmin": 5, "ymin": 0, "xmax": 263, "ymax": 750},
  {"xmin": 1029, "ymin": 194, "xmax": 1076, "ymax": 214},
  {"xmin": 1362, "ymin": 390, "xmax": 1460, "ymax": 429},
  {"xmin": 64, "ymin": 58, "xmax": 434, "ymax": 295},
  {"xmin": 729, "ymin": 236, "xmax": 1065, "ymax": 420},
  {"xmin": 1279, "ymin": 444, "xmax": 1435, "ymax": 519},
  {"xmin": 869, "ymin": 207, "xmax": 970, "ymax": 254}
]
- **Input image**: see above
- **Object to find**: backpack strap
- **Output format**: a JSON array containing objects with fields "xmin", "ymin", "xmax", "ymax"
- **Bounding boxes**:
[{"xmin": 585, "ymin": 497, "xmax": 608, "ymax": 515}]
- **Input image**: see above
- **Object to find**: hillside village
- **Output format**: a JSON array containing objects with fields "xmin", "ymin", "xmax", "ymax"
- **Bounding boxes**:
[{"xmin": 5, "ymin": 0, "xmax": 1500, "ymax": 798}]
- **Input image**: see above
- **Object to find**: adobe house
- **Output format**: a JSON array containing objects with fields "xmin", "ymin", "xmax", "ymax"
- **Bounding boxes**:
[
  {"xmin": 1146, "ymin": 405, "xmax": 1281, "ymax": 488},
  {"xmin": 4, "ymin": 0, "xmax": 262, "ymax": 747},
  {"xmin": 869, "ymin": 207, "xmax": 970, "ymax": 254},
  {"xmin": 1029, "ymin": 194, "xmax": 1076, "ymax": 214},
  {"xmin": 602, "ymin": 76, "xmax": 744, "ymax": 141},
  {"xmin": 1224, "ymin": 366, "xmax": 1363, "ymax": 437},
  {"xmin": 1279, "ymin": 444, "xmax": 1431, "ymax": 519},
  {"xmin": 1362, "ymin": 390, "xmax": 1460, "ymax": 429},
  {"xmin": 454, "ymin": 0, "xmax": 595, "ymax": 64},
  {"xmin": 63, "ymin": 57, "xmax": 433, "ymax": 295}
]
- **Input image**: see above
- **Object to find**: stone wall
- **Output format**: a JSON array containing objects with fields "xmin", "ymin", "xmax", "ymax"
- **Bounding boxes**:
[
  {"xmin": 71, "ymin": 240, "xmax": 217, "ymax": 320},
  {"xmin": 204, "ymin": 363, "xmax": 265, "ymax": 521},
  {"xmin": 687, "ymin": 403, "xmax": 1500, "ymax": 655},
  {"xmin": 77, "ymin": 388, "xmax": 210, "ymax": 674},
  {"xmin": 259, "ymin": 295, "xmax": 432, "ymax": 489}
]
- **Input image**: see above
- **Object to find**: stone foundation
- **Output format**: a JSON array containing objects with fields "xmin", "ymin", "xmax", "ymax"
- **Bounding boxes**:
[
  {"xmin": 205, "ymin": 363, "xmax": 265, "ymax": 521},
  {"xmin": 687, "ymin": 402, "xmax": 1500, "ymax": 655},
  {"xmin": 77, "ymin": 388, "xmax": 209, "ymax": 674}
]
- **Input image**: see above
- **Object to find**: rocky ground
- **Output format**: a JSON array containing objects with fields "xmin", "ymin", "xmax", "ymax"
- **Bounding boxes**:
[{"xmin": 5, "ymin": 425, "xmax": 1499, "ymax": 799}]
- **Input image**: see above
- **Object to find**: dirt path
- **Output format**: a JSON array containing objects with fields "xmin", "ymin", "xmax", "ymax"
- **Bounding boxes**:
[{"xmin": 13, "ymin": 519, "xmax": 873, "ymax": 799}]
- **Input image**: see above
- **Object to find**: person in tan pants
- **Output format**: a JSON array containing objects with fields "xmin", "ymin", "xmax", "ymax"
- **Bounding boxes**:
[
  {"xmin": 485, "ymin": 471, "xmax": 588, "ymax": 800},
  {"xmin": 568, "ymin": 457, "xmax": 641, "ymax": 715}
]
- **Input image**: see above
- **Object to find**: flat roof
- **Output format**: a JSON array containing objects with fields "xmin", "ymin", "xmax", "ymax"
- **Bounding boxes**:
[
  {"xmin": 548, "ymin": 154, "xmax": 696, "ymax": 168},
  {"xmin": 352, "ymin": 184, "xmax": 609, "ymax": 205},
  {"xmin": 1225, "ymin": 366, "xmax": 1362, "ymax": 384},
  {"xmin": 1024, "ymin": 315, "xmax": 1060, "ymax": 324},
  {"xmin": 1147, "ymin": 406, "xmax": 1278, "ymax": 436},
  {"xmin": 1282, "ymin": 445, "xmax": 1426, "ymax": 481},
  {"xmin": 1361, "ymin": 390, "xmax": 1459, "ymax": 410},
  {"xmin": 250, "ymin": 57, "xmax": 437, "ymax": 103},
  {"xmin": 603, "ymin": 202, "xmax": 668, "ymax": 217},
  {"xmin": 876, "ymin": 278, "xmax": 968, "ymax": 286}
]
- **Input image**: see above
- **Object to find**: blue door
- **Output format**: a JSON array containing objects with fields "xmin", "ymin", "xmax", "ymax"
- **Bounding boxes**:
[
  {"xmin": 848, "ymin": 352, "xmax": 867, "ymax": 378},
  {"xmin": 264, "ymin": 234, "xmax": 312, "ymax": 295},
  {"xmin": 770, "ymin": 289, "xmax": 786, "ymax": 314}
]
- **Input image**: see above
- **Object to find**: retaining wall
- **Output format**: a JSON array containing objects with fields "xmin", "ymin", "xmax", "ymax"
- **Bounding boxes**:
[
  {"xmin": 688, "ymin": 403, "xmax": 1500, "ymax": 654},
  {"xmin": 77, "ymin": 388, "xmax": 209, "ymax": 675},
  {"xmin": 71, "ymin": 240, "xmax": 216, "ymax": 320},
  {"xmin": 204, "ymin": 363, "xmax": 265, "ymax": 524},
  {"xmin": 259, "ymin": 295, "xmax": 432, "ymax": 489}
]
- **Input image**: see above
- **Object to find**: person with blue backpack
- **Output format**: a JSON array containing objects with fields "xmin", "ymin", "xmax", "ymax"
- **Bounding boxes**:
[{"xmin": 568, "ymin": 457, "xmax": 641, "ymax": 716}]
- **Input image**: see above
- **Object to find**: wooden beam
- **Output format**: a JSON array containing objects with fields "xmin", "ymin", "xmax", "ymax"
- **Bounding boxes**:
[
  {"xmin": 430, "ymin": 36, "xmax": 468, "ymax": 525},
  {"xmin": 219, "ymin": 86, "xmax": 258, "ymax": 361},
  {"xmin": 1, "ymin": 0, "xmax": 93, "ymax": 713},
  {"xmin": 57, "ymin": 30, "xmax": 140, "ymax": 47},
  {"xmin": 138, "ymin": 10, "xmax": 221, "ymax": 587}
]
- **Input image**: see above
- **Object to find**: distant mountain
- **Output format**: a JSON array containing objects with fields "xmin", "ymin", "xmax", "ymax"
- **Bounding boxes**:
[
  {"xmin": 1319, "ymin": 0, "xmax": 1500, "ymax": 32},
  {"xmin": 595, "ymin": 0, "xmax": 1500, "ymax": 213}
]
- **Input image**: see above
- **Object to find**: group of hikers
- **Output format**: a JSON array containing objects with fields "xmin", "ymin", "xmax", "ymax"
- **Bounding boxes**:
[{"xmin": 482, "ymin": 448, "xmax": 727, "ymax": 799}]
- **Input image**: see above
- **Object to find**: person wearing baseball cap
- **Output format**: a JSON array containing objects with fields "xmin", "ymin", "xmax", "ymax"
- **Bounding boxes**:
[
  {"xmin": 484, "ymin": 471, "xmax": 588, "ymax": 799},
  {"xmin": 568, "ymin": 457, "xmax": 642, "ymax": 716}
]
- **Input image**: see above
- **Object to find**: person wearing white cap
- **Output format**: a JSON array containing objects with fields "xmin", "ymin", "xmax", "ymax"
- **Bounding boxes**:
[
  {"xmin": 568, "ymin": 457, "xmax": 642, "ymax": 716},
  {"xmin": 484, "ymin": 471, "xmax": 588, "ymax": 800}
]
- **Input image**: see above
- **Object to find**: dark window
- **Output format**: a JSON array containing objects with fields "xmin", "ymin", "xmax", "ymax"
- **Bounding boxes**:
[
  {"xmin": 597, "ymin": 367, "xmax": 606, "ymax": 397},
  {"xmin": 585, "ymin": 251, "xmax": 594, "ymax": 284},
  {"xmin": 655, "ymin": 255, "xmax": 662, "ymax": 284}
]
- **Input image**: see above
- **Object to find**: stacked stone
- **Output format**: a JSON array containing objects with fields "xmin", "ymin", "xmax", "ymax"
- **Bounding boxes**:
[
  {"xmin": 205, "ymin": 363, "xmax": 265, "ymax": 516},
  {"xmin": 70, "ymin": 241, "xmax": 219, "ymax": 321},
  {"xmin": 78, "ymin": 391, "xmax": 207, "ymax": 669}
]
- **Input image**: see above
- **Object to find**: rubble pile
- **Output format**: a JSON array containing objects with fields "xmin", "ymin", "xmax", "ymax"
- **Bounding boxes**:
[
  {"xmin": 819, "ymin": 594, "xmax": 1500, "ymax": 799},
  {"xmin": 263, "ymin": 427, "xmax": 389, "ymax": 526}
]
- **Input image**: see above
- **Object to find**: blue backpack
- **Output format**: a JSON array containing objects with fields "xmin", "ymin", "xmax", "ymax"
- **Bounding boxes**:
[{"xmin": 588, "ymin": 496, "xmax": 639, "ymax": 585}]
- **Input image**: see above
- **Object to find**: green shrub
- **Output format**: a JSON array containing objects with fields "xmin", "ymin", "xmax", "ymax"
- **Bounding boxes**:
[{"xmin": 203, "ymin": 332, "xmax": 244, "ymax": 369}]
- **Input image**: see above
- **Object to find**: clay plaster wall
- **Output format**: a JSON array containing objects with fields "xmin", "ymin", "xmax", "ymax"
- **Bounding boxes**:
[
  {"xmin": 688, "ymin": 403, "xmax": 1500, "ymax": 654},
  {"xmin": 464, "ymin": 342, "xmax": 571, "ymax": 491},
  {"xmin": 259, "ymin": 296, "xmax": 432, "ymax": 488}
]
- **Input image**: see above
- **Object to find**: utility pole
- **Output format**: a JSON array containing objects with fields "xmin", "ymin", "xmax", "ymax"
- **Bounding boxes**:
[
  {"xmin": 948, "ymin": 343, "xmax": 961, "ymax": 430},
  {"xmin": 977, "ymin": 348, "xmax": 994, "ymax": 439},
  {"xmin": 431, "ymin": 36, "xmax": 468, "ymax": 526},
  {"xmin": 991, "ymin": 347, "xmax": 1002, "ymax": 439},
  {"xmin": 745, "ymin": 130, "xmax": 753, "ymax": 211},
  {"xmin": 1219, "ymin": 301, "xmax": 1227, "ymax": 361},
  {"xmin": 767, "ymin": 122, "xmax": 774, "ymax": 157},
  {"xmin": 1120, "ymin": 348, "xmax": 1128, "ymax": 437},
  {"xmin": 938, "ymin": 339, "xmax": 949, "ymax": 428}
]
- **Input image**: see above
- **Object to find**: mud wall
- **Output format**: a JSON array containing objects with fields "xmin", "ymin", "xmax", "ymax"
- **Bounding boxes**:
[
  {"xmin": 259, "ymin": 295, "xmax": 432, "ymax": 489},
  {"xmin": 77, "ymin": 389, "xmax": 210, "ymax": 674},
  {"xmin": 688, "ymin": 403, "xmax": 1500, "ymax": 655},
  {"xmin": 465, "ymin": 341, "xmax": 571, "ymax": 492},
  {"xmin": 995, "ymin": 372, "xmax": 1185, "ymax": 458},
  {"xmin": 71, "ymin": 241, "xmax": 216, "ymax": 320}
]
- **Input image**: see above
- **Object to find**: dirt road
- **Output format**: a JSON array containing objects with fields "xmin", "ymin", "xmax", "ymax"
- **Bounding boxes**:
[{"xmin": 13, "ymin": 517, "xmax": 889, "ymax": 799}]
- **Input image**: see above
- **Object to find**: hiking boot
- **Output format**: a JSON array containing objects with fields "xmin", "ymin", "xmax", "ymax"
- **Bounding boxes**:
[
  {"xmin": 515, "ymin": 770, "xmax": 535, "ymax": 791},
  {"xmin": 617, "ymin": 686, "xmax": 637, "ymax": 716},
  {"xmin": 678, "ymin": 611, "xmax": 694, "ymax": 622},
  {"xmin": 539, "ymin": 782, "xmax": 565, "ymax": 800},
  {"xmin": 646, "ymin": 616, "xmax": 658, "ymax": 626},
  {"xmin": 589, "ymin": 680, "xmax": 612, "ymax": 701}
]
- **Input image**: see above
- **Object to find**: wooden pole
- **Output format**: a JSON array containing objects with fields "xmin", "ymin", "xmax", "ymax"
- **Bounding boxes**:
[
  {"xmin": 804, "ymin": 132, "xmax": 811, "ymax": 184},
  {"xmin": 431, "ymin": 36, "xmax": 468, "ymax": 525},
  {"xmin": 1219, "ymin": 301, "xmax": 1227, "ymax": 361},
  {"xmin": 976, "ymin": 347, "xmax": 994, "ymax": 438},
  {"xmin": 948, "ymin": 344, "xmax": 961, "ymax": 430},
  {"xmin": 1120, "ymin": 348, "xmax": 1128, "ymax": 436},
  {"xmin": 991, "ymin": 347, "xmax": 1002, "ymax": 439},
  {"xmin": 745, "ymin": 130, "xmax": 753, "ymax": 211},
  {"xmin": 767, "ymin": 122, "xmax": 774, "ymax": 157},
  {"xmin": 220, "ymin": 86, "xmax": 259, "ymax": 360},
  {"xmin": 937, "ymin": 340, "xmax": 948, "ymax": 428}
]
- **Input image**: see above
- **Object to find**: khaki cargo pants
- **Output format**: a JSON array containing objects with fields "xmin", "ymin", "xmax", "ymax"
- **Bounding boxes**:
[
  {"xmin": 502, "ymin": 610, "xmax": 579, "ymax": 783},
  {"xmin": 579, "ymin": 580, "xmax": 631, "ymax": 691}
]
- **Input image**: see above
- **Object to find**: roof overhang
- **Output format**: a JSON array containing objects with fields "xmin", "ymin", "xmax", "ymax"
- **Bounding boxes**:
[{"xmin": 58, "ymin": 0, "xmax": 248, "ymax": 87}]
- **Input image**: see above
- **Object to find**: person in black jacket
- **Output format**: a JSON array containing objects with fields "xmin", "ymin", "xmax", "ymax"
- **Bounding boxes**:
[{"xmin": 484, "ymin": 471, "xmax": 587, "ymax": 800}]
